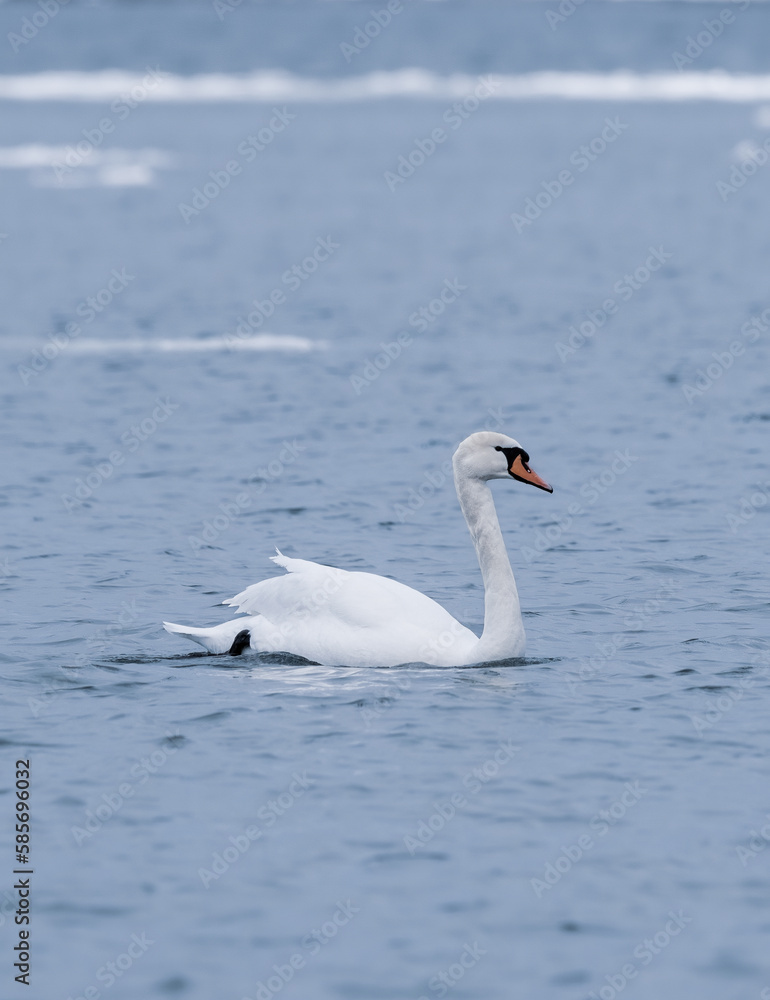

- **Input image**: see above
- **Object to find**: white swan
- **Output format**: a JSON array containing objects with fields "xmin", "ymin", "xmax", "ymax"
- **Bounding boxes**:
[{"xmin": 163, "ymin": 431, "xmax": 552, "ymax": 667}]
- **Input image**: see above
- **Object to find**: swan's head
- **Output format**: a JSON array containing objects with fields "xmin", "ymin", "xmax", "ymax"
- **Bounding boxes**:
[{"xmin": 452, "ymin": 431, "xmax": 553, "ymax": 492}]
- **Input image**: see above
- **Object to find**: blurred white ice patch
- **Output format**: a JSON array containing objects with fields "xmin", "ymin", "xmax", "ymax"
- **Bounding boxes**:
[
  {"xmin": 4, "ymin": 69, "xmax": 770, "ymax": 103},
  {"xmin": 67, "ymin": 335, "xmax": 326, "ymax": 353},
  {"xmin": 730, "ymin": 139, "xmax": 763, "ymax": 163},
  {"xmin": 0, "ymin": 144, "xmax": 174, "ymax": 187}
]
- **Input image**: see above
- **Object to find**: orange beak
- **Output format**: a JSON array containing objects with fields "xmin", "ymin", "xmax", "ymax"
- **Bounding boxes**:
[{"xmin": 509, "ymin": 453, "xmax": 553, "ymax": 493}]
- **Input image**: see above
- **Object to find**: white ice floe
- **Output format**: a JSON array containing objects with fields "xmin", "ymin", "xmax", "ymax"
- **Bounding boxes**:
[{"xmin": 3, "ymin": 69, "xmax": 770, "ymax": 103}]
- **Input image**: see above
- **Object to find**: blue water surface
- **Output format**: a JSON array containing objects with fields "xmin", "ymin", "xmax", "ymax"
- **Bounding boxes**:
[{"xmin": 1, "ymin": 4, "xmax": 770, "ymax": 1000}]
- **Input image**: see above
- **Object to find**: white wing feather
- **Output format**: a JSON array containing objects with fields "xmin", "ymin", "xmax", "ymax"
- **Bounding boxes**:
[{"xmin": 218, "ymin": 549, "xmax": 478, "ymax": 666}]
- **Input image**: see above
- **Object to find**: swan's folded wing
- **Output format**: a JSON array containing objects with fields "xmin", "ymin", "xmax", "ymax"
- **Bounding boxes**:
[
  {"xmin": 223, "ymin": 552, "xmax": 463, "ymax": 634},
  {"xmin": 223, "ymin": 555, "xmax": 348, "ymax": 621}
]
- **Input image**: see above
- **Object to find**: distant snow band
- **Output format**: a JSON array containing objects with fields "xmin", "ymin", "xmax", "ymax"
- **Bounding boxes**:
[{"xmin": 3, "ymin": 69, "xmax": 770, "ymax": 102}]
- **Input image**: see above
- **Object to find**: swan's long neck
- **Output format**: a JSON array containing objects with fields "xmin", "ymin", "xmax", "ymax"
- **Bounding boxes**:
[{"xmin": 455, "ymin": 472, "xmax": 523, "ymax": 658}]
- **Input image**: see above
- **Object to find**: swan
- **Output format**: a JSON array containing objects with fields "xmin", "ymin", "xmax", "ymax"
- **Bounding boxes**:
[{"xmin": 162, "ymin": 431, "xmax": 552, "ymax": 667}]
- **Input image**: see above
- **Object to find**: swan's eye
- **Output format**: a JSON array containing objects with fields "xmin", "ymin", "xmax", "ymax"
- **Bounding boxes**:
[{"xmin": 494, "ymin": 446, "xmax": 503, "ymax": 452}]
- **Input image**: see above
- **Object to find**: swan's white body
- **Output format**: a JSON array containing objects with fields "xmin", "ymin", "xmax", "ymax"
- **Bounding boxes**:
[{"xmin": 163, "ymin": 431, "xmax": 552, "ymax": 667}]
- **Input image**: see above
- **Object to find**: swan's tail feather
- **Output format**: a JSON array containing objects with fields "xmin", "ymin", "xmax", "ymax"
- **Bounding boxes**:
[{"xmin": 162, "ymin": 619, "xmax": 251, "ymax": 655}]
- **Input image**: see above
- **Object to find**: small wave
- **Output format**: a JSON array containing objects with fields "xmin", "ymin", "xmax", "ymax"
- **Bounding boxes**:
[{"xmin": 3, "ymin": 69, "xmax": 770, "ymax": 103}]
